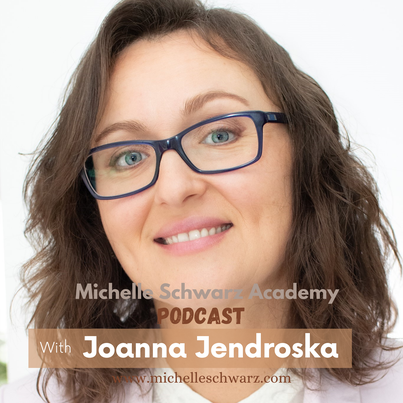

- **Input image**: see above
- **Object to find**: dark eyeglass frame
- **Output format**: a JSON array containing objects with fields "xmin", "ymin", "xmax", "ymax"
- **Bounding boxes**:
[{"xmin": 81, "ymin": 110, "xmax": 288, "ymax": 200}]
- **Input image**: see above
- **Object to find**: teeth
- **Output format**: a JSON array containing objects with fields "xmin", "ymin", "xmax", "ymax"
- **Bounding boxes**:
[
  {"xmin": 189, "ymin": 230, "xmax": 201, "ymax": 241},
  {"xmin": 161, "ymin": 224, "xmax": 231, "ymax": 245},
  {"xmin": 177, "ymin": 233, "xmax": 189, "ymax": 242}
]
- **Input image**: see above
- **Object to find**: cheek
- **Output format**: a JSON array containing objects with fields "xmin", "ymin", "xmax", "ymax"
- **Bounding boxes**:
[
  {"xmin": 221, "ymin": 136, "xmax": 293, "ymax": 223},
  {"xmin": 97, "ymin": 195, "xmax": 150, "ymax": 254},
  {"xmin": 257, "ymin": 140, "xmax": 294, "ymax": 241},
  {"xmin": 241, "ymin": 169, "xmax": 293, "ymax": 249},
  {"xmin": 224, "ymin": 135, "xmax": 293, "ymax": 269},
  {"xmin": 260, "ymin": 136, "xmax": 293, "ymax": 212}
]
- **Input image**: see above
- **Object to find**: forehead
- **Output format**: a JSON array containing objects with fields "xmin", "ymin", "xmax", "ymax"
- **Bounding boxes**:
[
  {"xmin": 112, "ymin": 30, "xmax": 263, "ymax": 94},
  {"xmin": 95, "ymin": 31, "xmax": 277, "ymax": 143}
]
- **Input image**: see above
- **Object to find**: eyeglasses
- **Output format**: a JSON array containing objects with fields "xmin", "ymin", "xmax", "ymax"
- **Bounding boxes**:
[{"xmin": 81, "ymin": 110, "xmax": 287, "ymax": 200}]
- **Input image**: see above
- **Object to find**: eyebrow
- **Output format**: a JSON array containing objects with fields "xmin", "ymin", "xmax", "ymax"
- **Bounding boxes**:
[
  {"xmin": 94, "ymin": 91, "xmax": 250, "ymax": 144},
  {"xmin": 94, "ymin": 120, "xmax": 148, "ymax": 145},
  {"xmin": 182, "ymin": 90, "xmax": 250, "ymax": 116}
]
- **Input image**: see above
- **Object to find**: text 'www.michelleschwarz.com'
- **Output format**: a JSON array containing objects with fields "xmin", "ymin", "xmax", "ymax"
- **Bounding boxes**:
[{"xmin": 111, "ymin": 372, "xmax": 291, "ymax": 384}]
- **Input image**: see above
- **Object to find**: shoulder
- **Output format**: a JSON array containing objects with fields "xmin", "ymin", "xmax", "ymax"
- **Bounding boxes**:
[
  {"xmin": 0, "ymin": 371, "xmax": 152, "ymax": 403},
  {"xmin": 359, "ymin": 344, "xmax": 403, "ymax": 401},
  {"xmin": 0, "ymin": 372, "xmax": 60, "ymax": 403},
  {"xmin": 305, "ymin": 343, "xmax": 403, "ymax": 403}
]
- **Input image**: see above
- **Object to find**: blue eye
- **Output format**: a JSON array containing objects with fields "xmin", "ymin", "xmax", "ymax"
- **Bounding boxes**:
[
  {"xmin": 203, "ymin": 130, "xmax": 235, "ymax": 144},
  {"xmin": 113, "ymin": 150, "xmax": 147, "ymax": 168}
]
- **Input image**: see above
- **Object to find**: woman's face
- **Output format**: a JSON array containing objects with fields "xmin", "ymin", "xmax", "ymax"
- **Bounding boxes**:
[{"xmin": 95, "ymin": 31, "xmax": 293, "ymax": 306}]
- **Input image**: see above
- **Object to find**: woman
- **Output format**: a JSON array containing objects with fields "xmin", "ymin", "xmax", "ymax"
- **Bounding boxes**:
[{"xmin": 1, "ymin": 0, "xmax": 402, "ymax": 402}]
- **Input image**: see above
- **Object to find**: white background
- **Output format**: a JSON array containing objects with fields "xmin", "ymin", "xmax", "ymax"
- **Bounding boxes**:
[{"xmin": 0, "ymin": 0, "xmax": 402, "ymax": 382}]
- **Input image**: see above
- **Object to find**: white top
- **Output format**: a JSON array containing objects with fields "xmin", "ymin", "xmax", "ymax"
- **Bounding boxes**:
[
  {"xmin": 1, "ymin": 346, "xmax": 403, "ymax": 402},
  {"xmin": 152, "ymin": 368, "xmax": 304, "ymax": 403}
]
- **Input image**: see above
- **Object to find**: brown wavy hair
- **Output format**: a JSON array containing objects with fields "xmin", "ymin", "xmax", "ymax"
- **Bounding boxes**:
[{"xmin": 22, "ymin": 0, "xmax": 401, "ymax": 401}]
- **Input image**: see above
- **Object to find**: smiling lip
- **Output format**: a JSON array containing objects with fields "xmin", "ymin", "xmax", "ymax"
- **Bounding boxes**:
[
  {"xmin": 155, "ymin": 224, "xmax": 232, "ymax": 245},
  {"xmin": 153, "ymin": 217, "xmax": 233, "ymax": 247}
]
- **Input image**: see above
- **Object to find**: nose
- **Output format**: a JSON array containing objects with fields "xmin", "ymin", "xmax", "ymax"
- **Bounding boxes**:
[{"xmin": 153, "ymin": 150, "xmax": 207, "ymax": 206}]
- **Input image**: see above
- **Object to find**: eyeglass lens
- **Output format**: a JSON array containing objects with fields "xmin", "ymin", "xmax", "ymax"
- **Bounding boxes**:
[{"xmin": 85, "ymin": 115, "xmax": 259, "ymax": 198}]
